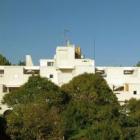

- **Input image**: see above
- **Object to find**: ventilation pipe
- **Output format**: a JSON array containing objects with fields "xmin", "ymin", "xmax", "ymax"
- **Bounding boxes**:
[{"xmin": 25, "ymin": 55, "xmax": 33, "ymax": 66}]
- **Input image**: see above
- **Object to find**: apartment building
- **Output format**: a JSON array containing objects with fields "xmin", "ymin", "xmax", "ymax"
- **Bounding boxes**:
[{"xmin": 0, "ymin": 42, "xmax": 140, "ymax": 113}]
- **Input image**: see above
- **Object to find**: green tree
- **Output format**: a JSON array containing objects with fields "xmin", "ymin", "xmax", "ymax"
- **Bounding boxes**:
[
  {"xmin": 0, "ymin": 116, "xmax": 11, "ymax": 140},
  {"xmin": 3, "ymin": 76, "xmax": 68, "ymax": 106},
  {"xmin": 117, "ymin": 98, "xmax": 140, "ymax": 140},
  {"xmin": 4, "ymin": 76, "xmax": 68, "ymax": 140},
  {"xmin": 5, "ymin": 103, "xmax": 63, "ymax": 140},
  {"xmin": 4, "ymin": 73, "xmax": 140, "ymax": 140},
  {"xmin": 61, "ymin": 73, "xmax": 124, "ymax": 140},
  {"xmin": 0, "ymin": 54, "xmax": 11, "ymax": 65}
]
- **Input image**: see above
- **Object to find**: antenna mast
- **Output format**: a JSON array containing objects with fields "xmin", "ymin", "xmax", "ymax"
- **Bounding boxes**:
[
  {"xmin": 64, "ymin": 29, "xmax": 70, "ymax": 46},
  {"xmin": 94, "ymin": 40, "xmax": 96, "ymax": 60}
]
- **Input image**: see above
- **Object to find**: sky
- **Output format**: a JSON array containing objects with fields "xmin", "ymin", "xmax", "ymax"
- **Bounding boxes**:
[{"xmin": 0, "ymin": 0, "xmax": 140, "ymax": 66}]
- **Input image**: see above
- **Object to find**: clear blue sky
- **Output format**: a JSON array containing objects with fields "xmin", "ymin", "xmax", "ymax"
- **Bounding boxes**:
[{"xmin": 0, "ymin": 0, "xmax": 140, "ymax": 66}]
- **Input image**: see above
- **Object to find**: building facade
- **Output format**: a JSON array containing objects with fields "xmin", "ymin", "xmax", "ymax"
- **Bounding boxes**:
[
  {"xmin": 0, "ymin": 43, "xmax": 95, "ymax": 114},
  {"xmin": 0, "ymin": 43, "xmax": 140, "ymax": 113},
  {"xmin": 96, "ymin": 67, "xmax": 140, "ymax": 104}
]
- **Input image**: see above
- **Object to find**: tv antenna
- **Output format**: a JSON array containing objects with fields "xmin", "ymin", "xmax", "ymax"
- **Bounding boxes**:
[
  {"xmin": 64, "ymin": 29, "xmax": 70, "ymax": 46},
  {"xmin": 93, "ymin": 40, "xmax": 96, "ymax": 60}
]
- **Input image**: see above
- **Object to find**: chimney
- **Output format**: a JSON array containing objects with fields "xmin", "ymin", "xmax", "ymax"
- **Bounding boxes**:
[{"xmin": 25, "ymin": 55, "xmax": 33, "ymax": 66}]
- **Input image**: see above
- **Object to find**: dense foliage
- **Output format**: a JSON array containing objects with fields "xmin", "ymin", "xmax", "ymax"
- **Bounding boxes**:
[
  {"xmin": 61, "ymin": 73, "xmax": 121, "ymax": 140},
  {"xmin": 3, "ymin": 76, "xmax": 68, "ymax": 140},
  {"xmin": 0, "ymin": 54, "xmax": 11, "ymax": 65},
  {"xmin": 0, "ymin": 116, "xmax": 10, "ymax": 140},
  {"xmin": 1, "ymin": 74, "xmax": 140, "ymax": 140},
  {"xmin": 122, "ymin": 99, "xmax": 140, "ymax": 139}
]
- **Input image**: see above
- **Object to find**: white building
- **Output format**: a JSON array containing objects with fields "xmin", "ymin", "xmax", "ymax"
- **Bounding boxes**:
[
  {"xmin": 0, "ymin": 42, "xmax": 140, "ymax": 113},
  {"xmin": 40, "ymin": 43, "xmax": 95, "ymax": 85},
  {"xmin": 0, "ymin": 42, "xmax": 95, "ymax": 114},
  {"xmin": 96, "ymin": 67, "xmax": 140, "ymax": 104}
]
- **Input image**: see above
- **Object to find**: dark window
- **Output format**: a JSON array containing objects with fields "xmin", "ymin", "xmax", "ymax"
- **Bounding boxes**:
[
  {"xmin": 95, "ymin": 69, "xmax": 107, "ymax": 77},
  {"xmin": 47, "ymin": 62, "xmax": 54, "ymax": 66},
  {"xmin": 133, "ymin": 91, "xmax": 137, "ymax": 95},
  {"xmin": 49, "ymin": 74, "xmax": 53, "ymax": 78},
  {"xmin": 0, "ymin": 70, "xmax": 4, "ymax": 74},
  {"xmin": 3, "ymin": 86, "xmax": 7, "ymax": 93},
  {"xmin": 96, "ymin": 69, "xmax": 105, "ymax": 74},
  {"xmin": 124, "ymin": 70, "xmax": 134, "ymax": 75},
  {"xmin": 0, "ymin": 70, "xmax": 4, "ymax": 77},
  {"xmin": 113, "ymin": 86, "xmax": 124, "ymax": 92},
  {"xmin": 23, "ymin": 69, "xmax": 39, "ymax": 75}
]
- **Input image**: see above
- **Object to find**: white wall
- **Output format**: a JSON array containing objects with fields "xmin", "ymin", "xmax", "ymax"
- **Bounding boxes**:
[
  {"xmin": 57, "ymin": 69, "xmax": 73, "ymax": 86},
  {"xmin": 97, "ymin": 67, "xmax": 140, "ymax": 102},
  {"xmin": 40, "ymin": 66, "xmax": 58, "ymax": 85},
  {"xmin": 56, "ymin": 46, "xmax": 75, "ymax": 69},
  {"xmin": 4, "ymin": 66, "xmax": 30, "ymax": 87}
]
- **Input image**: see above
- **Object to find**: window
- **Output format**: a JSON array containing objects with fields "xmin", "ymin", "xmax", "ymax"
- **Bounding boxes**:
[
  {"xmin": 0, "ymin": 70, "xmax": 4, "ymax": 74},
  {"xmin": 124, "ymin": 70, "xmax": 134, "ymax": 75},
  {"xmin": 23, "ymin": 69, "xmax": 39, "ymax": 75},
  {"xmin": 47, "ymin": 62, "xmax": 54, "ymax": 66},
  {"xmin": 96, "ymin": 69, "xmax": 105, "ymax": 74},
  {"xmin": 49, "ymin": 74, "xmax": 53, "ymax": 78},
  {"xmin": 0, "ymin": 70, "xmax": 4, "ymax": 77},
  {"xmin": 95, "ymin": 69, "xmax": 107, "ymax": 77},
  {"xmin": 133, "ymin": 91, "xmax": 137, "ymax": 95},
  {"xmin": 3, "ymin": 85, "xmax": 8, "ymax": 93},
  {"xmin": 113, "ymin": 85, "xmax": 124, "ymax": 91}
]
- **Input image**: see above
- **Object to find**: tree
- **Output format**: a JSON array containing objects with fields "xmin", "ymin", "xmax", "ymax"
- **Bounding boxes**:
[
  {"xmin": 3, "ymin": 76, "xmax": 69, "ymax": 140},
  {"xmin": 5, "ymin": 103, "xmax": 63, "ymax": 140},
  {"xmin": 61, "ymin": 73, "xmax": 124, "ymax": 140},
  {"xmin": 3, "ymin": 76, "xmax": 67, "ymax": 106},
  {"xmin": 120, "ymin": 99, "xmax": 140, "ymax": 139},
  {"xmin": 4, "ymin": 73, "xmax": 140, "ymax": 140},
  {"xmin": 0, "ymin": 116, "xmax": 11, "ymax": 140},
  {"xmin": 0, "ymin": 54, "xmax": 11, "ymax": 65}
]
